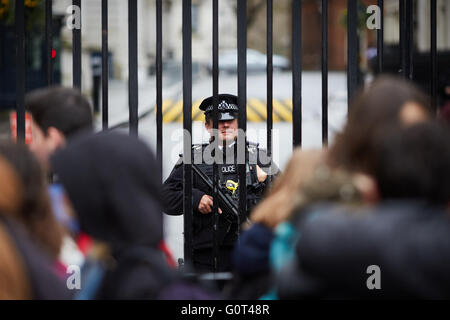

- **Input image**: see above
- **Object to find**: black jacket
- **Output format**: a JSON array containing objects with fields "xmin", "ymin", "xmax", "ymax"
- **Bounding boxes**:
[
  {"xmin": 51, "ymin": 132, "xmax": 171, "ymax": 299},
  {"xmin": 278, "ymin": 201, "xmax": 450, "ymax": 299},
  {"xmin": 52, "ymin": 132, "xmax": 163, "ymax": 249},
  {"xmin": 162, "ymin": 142, "xmax": 278, "ymax": 250}
]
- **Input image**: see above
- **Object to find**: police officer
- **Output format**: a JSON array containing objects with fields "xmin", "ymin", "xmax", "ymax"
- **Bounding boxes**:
[{"xmin": 162, "ymin": 94, "xmax": 279, "ymax": 273}]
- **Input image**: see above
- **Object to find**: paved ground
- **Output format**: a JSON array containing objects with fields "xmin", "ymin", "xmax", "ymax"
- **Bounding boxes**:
[{"xmin": 93, "ymin": 77, "xmax": 183, "ymax": 130}]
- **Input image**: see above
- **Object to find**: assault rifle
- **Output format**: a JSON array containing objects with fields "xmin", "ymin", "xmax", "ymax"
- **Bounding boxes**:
[{"xmin": 191, "ymin": 163, "xmax": 243, "ymax": 224}]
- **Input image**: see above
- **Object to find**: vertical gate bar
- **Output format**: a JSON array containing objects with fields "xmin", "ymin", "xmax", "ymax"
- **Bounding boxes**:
[
  {"xmin": 321, "ymin": 0, "xmax": 328, "ymax": 147},
  {"xmin": 128, "ymin": 0, "xmax": 138, "ymax": 136},
  {"xmin": 267, "ymin": 0, "xmax": 273, "ymax": 181},
  {"xmin": 15, "ymin": 0, "xmax": 25, "ymax": 142},
  {"xmin": 102, "ymin": 0, "xmax": 109, "ymax": 130},
  {"xmin": 399, "ymin": 0, "xmax": 407, "ymax": 78},
  {"xmin": 407, "ymin": 0, "xmax": 413, "ymax": 80},
  {"xmin": 45, "ymin": 0, "xmax": 53, "ymax": 86},
  {"xmin": 292, "ymin": 0, "xmax": 302, "ymax": 148},
  {"xmin": 73, "ymin": 0, "xmax": 81, "ymax": 89},
  {"xmin": 237, "ymin": 0, "xmax": 248, "ymax": 222},
  {"xmin": 156, "ymin": 0, "xmax": 163, "ymax": 172},
  {"xmin": 182, "ymin": 0, "xmax": 193, "ymax": 266},
  {"xmin": 212, "ymin": 0, "xmax": 219, "ymax": 273},
  {"xmin": 377, "ymin": 0, "xmax": 384, "ymax": 73},
  {"xmin": 408, "ymin": 0, "xmax": 415, "ymax": 80},
  {"xmin": 347, "ymin": 0, "xmax": 358, "ymax": 106},
  {"xmin": 430, "ymin": 0, "xmax": 437, "ymax": 113}
]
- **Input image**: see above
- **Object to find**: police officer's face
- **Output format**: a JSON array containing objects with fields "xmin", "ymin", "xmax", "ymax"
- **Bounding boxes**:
[{"xmin": 205, "ymin": 119, "xmax": 238, "ymax": 143}]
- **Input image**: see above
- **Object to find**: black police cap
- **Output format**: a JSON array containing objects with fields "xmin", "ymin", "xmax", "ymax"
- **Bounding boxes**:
[{"xmin": 199, "ymin": 94, "xmax": 239, "ymax": 116}]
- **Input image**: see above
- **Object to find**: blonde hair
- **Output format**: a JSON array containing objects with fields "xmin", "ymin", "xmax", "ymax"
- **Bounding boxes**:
[
  {"xmin": 250, "ymin": 148, "xmax": 325, "ymax": 229},
  {"xmin": 250, "ymin": 148, "xmax": 367, "ymax": 229}
]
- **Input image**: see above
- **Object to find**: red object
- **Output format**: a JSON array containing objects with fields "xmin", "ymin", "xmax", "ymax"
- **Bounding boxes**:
[
  {"xmin": 158, "ymin": 241, "xmax": 177, "ymax": 268},
  {"xmin": 76, "ymin": 233, "xmax": 93, "ymax": 256},
  {"xmin": 77, "ymin": 234, "xmax": 177, "ymax": 268},
  {"xmin": 10, "ymin": 112, "xmax": 32, "ymax": 144},
  {"xmin": 54, "ymin": 260, "xmax": 68, "ymax": 279},
  {"xmin": 52, "ymin": 49, "xmax": 56, "ymax": 59}
]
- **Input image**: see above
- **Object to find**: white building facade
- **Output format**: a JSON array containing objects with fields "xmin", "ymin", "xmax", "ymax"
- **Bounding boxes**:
[
  {"xmin": 384, "ymin": 0, "xmax": 450, "ymax": 51},
  {"xmin": 53, "ymin": 0, "xmax": 237, "ymax": 93}
]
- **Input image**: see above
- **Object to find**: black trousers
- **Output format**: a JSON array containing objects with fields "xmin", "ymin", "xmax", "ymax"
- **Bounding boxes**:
[{"xmin": 193, "ymin": 247, "xmax": 234, "ymax": 273}]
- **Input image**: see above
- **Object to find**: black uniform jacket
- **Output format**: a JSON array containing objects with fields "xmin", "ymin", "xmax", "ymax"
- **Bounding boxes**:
[{"xmin": 162, "ymin": 141, "xmax": 279, "ymax": 250}]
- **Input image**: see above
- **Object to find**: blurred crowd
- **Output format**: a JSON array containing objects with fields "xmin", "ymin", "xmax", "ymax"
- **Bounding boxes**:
[{"xmin": 0, "ymin": 75, "xmax": 450, "ymax": 299}]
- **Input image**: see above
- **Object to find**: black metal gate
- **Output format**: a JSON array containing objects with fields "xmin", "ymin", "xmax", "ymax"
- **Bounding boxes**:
[{"xmin": 11, "ymin": 0, "xmax": 440, "ymax": 268}]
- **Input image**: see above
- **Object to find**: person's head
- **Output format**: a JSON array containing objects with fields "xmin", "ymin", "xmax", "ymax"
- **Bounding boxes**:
[
  {"xmin": 51, "ymin": 132, "xmax": 163, "ymax": 251},
  {"xmin": 0, "ymin": 141, "xmax": 64, "ymax": 259},
  {"xmin": 329, "ymin": 76, "xmax": 431, "ymax": 174},
  {"xmin": 200, "ymin": 94, "xmax": 239, "ymax": 143},
  {"xmin": 372, "ymin": 122, "xmax": 450, "ymax": 205},
  {"xmin": 26, "ymin": 86, "xmax": 93, "ymax": 169}
]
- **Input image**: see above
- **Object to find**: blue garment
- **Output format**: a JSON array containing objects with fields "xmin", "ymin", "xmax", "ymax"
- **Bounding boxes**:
[
  {"xmin": 232, "ymin": 223, "xmax": 274, "ymax": 275},
  {"xmin": 48, "ymin": 184, "xmax": 80, "ymax": 234},
  {"xmin": 270, "ymin": 222, "xmax": 300, "ymax": 273},
  {"xmin": 259, "ymin": 222, "xmax": 300, "ymax": 300}
]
